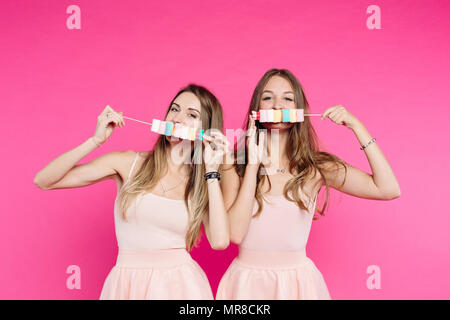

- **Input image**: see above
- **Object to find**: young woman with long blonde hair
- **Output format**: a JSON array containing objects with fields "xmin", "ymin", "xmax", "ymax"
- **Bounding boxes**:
[
  {"xmin": 34, "ymin": 84, "xmax": 230, "ymax": 299},
  {"xmin": 216, "ymin": 69, "xmax": 401, "ymax": 300}
]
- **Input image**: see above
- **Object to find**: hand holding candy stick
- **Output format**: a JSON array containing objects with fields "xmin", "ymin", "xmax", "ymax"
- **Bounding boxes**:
[
  {"xmin": 202, "ymin": 131, "xmax": 230, "ymax": 172},
  {"xmin": 247, "ymin": 114, "xmax": 267, "ymax": 166},
  {"xmin": 320, "ymin": 105, "xmax": 360, "ymax": 130},
  {"xmin": 91, "ymin": 105, "xmax": 125, "ymax": 147}
]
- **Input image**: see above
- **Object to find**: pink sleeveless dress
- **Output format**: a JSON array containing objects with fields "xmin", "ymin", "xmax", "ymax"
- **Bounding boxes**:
[
  {"xmin": 100, "ymin": 152, "xmax": 213, "ymax": 300},
  {"xmin": 216, "ymin": 191, "xmax": 331, "ymax": 300}
]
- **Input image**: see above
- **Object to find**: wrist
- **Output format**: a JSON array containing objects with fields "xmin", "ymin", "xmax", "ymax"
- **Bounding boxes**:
[
  {"xmin": 205, "ymin": 166, "xmax": 219, "ymax": 173},
  {"xmin": 89, "ymin": 137, "xmax": 102, "ymax": 148},
  {"xmin": 247, "ymin": 155, "xmax": 262, "ymax": 166},
  {"xmin": 349, "ymin": 120, "xmax": 364, "ymax": 132}
]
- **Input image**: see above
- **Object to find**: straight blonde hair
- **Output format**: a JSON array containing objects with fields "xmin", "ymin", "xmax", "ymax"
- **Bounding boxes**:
[{"xmin": 118, "ymin": 84, "xmax": 224, "ymax": 250}]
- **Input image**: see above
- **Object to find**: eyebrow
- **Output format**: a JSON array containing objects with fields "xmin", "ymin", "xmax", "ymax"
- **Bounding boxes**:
[
  {"xmin": 188, "ymin": 107, "xmax": 201, "ymax": 115},
  {"xmin": 262, "ymin": 90, "xmax": 294, "ymax": 94},
  {"xmin": 171, "ymin": 102, "xmax": 201, "ymax": 114}
]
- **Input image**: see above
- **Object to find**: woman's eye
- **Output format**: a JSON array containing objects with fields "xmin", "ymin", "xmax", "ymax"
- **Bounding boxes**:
[
  {"xmin": 262, "ymin": 97, "xmax": 272, "ymax": 101},
  {"xmin": 285, "ymin": 97, "xmax": 293, "ymax": 101},
  {"xmin": 170, "ymin": 107, "xmax": 179, "ymax": 112},
  {"xmin": 189, "ymin": 113, "xmax": 197, "ymax": 119}
]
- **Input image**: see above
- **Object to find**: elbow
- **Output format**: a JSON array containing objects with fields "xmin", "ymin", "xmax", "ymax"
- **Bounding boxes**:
[
  {"xmin": 33, "ymin": 176, "xmax": 46, "ymax": 190},
  {"xmin": 230, "ymin": 231, "xmax": 244, "ymax": 246},
  {"xmin": 228, "ymin": 220, "xmax": 248, "ymax": 245},
  {"xmin": 392, "ymin": 189, "xmax": 401, "ymax": 199},
  {"xmin": 33, "ymin": 174, "xmax": 51, "ymax": 190},
  {"xmin": 384, "ymin": 188, "xmax": 401, "ymax": 200},
  {"xmin": 211, "ymin": 239, "xmax": 230, "ymax": 250}
]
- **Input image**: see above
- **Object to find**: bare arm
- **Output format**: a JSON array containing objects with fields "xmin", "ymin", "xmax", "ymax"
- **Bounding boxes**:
[
  {"xmin": 221, "ymin": 163, "xmax": 259, "ymax": 245},
  {"xmin": 221, "ymin": 115, "xmax": 265, "ymax": 245},
  {"xmin": 34, "ymin": 142, "xmax": 129, "ymax": 190},
  {"xmin": 34, "ymin": 105, "xmax": 126, "ymax": 190},
  {"xmin": 202, "ymin": 177, "xmax": 230, "ymax": 250},
  {"xmin": 201, "ymin": 132, "xmax": 231, "ymax": 250},
  {"xmin": 322, "ymin": 122, "xmax": 401, "ymax": 200}
]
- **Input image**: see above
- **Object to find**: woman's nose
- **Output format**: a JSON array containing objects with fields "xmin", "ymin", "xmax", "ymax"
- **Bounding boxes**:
[
  {"xmin": 273, "ymin": 97, "xmax": 284, "ymax": 109},
  {"xmin": 172, "ymin": 112, "xmax": 184, "ymax": 124}
]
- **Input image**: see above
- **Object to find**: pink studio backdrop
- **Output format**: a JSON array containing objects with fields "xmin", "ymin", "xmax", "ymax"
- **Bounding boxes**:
[{"xmin": 1, "ymin": 0, "xmax": 449, "ymax": 299}]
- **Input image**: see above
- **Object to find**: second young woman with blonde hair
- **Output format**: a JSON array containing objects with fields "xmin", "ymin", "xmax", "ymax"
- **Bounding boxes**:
[{"xmin": 216, "ymin": 69, "xmax": 401, "ymax": 300}]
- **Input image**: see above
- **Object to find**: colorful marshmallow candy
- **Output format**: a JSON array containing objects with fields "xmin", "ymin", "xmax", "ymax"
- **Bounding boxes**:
[
  {"xmin": 150, "ymin": 119, "xmax": 204, "ymax": 141},
  {"xmin": 251, "ymin": 109, "xmax": 304, "ymax": 123}
]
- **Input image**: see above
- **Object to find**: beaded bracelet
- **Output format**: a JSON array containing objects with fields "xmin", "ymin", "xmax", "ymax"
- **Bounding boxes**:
[
  {"xmin": 204, "ymin": 171, "xmax": 221, "ymax": 181},
  {"xmin": 360, "ymin": 138, "xmax": 376, "ymax": 150}
]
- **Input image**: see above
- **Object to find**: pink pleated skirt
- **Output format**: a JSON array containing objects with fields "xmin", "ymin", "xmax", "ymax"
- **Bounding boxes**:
[
  {"xmin": 100, "ymin": 248, "xmax": 213, "ymax": 300},
  {"xmin": 216, "ymin": 248, "xmax": 331, "ymax": 300}
]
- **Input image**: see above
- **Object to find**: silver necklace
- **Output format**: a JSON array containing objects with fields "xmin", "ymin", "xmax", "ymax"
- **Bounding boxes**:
[
  {"xmin": 259, "ymin": 167, "xmax": 286, "ymax": 174},
  {"xmin": 160, "ymin": 176, "xmax": 187, "ymax": 195},
  {"xmin": 276, "ymin": 161, "xmax": 289, "ymax": 174}
]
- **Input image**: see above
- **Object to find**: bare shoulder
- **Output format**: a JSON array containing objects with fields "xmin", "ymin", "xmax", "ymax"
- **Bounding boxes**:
[
  {"xmin": 138, "ymin": 150, "xmax": 151, "ymax": 159},
  {"xmin": 112, "ymin": 150, "xmax": 145, "ymax": 184}
]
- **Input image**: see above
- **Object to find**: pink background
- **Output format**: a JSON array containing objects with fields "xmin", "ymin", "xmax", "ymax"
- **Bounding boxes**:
[{"xmin": 1, "ymin": 0, "xmax": 449, "ymax": 299}]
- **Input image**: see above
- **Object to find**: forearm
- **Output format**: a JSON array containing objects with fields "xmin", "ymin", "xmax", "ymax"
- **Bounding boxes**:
[
  {"xmin": 228, "ymin": 164, "xmax": 259, "ymax": 243},
  {"xmin": 351, "ymin": 122, "xmax": 401, "ymax": 196},
  {"xmin": 206, "ymin": 178, "xmax": 230, "ymax": 247},
  {"xmin": 34, "ymin": 137, "xmax": 99, "ymax": 188}
]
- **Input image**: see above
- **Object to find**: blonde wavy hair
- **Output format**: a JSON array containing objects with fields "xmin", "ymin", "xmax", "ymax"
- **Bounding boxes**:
[
  {"xmin": 232, "ymin": 68, "xmax": 348, "ymax": 219},
  {"xmin": 118, "ymin": 84, "xmax": 224, "ymax": 251}
]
